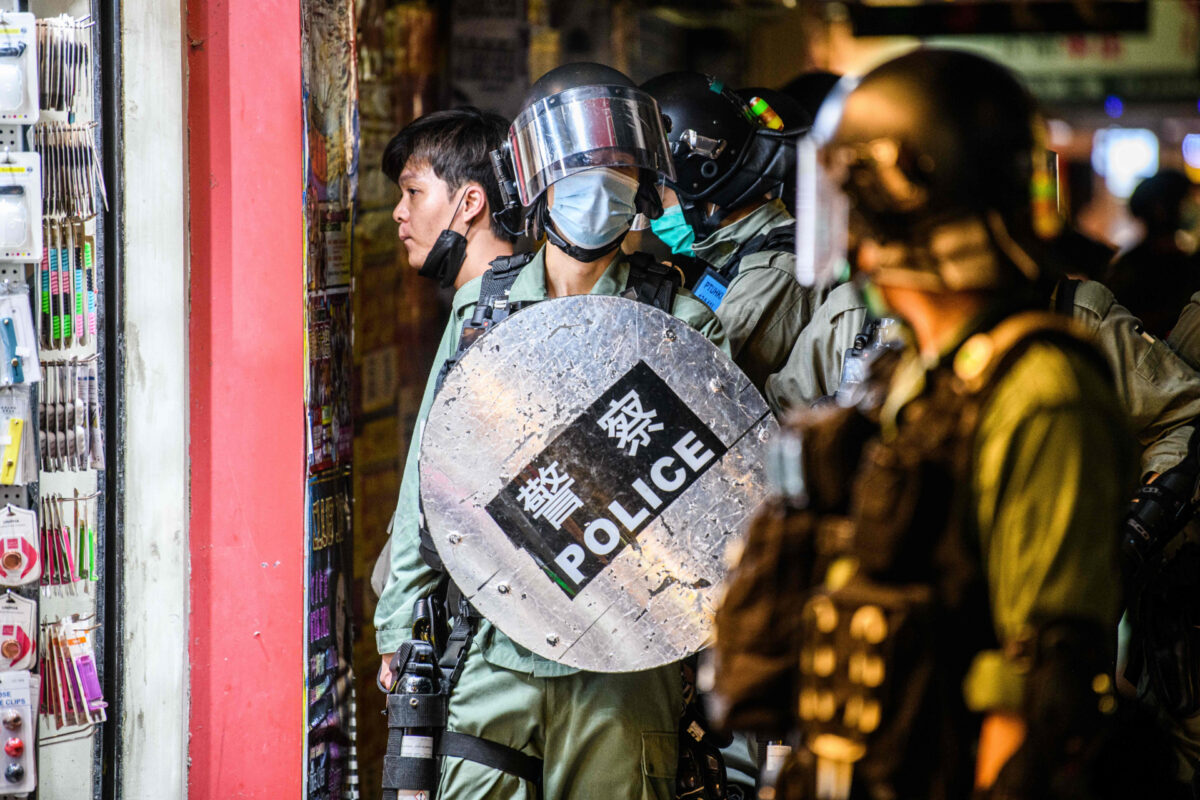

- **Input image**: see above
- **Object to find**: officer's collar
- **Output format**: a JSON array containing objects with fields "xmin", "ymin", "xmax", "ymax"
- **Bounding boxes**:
[
  {"xmin": 492, "ymin": 245, "xmax": 632, "ymax": 306},
  {"xmin": 690, "ymin": 198, "xmax": 790, "ymax": 270},
  {"xmin": 879, "ymin": 300, "xmax": 1028, "ymax": 438}
]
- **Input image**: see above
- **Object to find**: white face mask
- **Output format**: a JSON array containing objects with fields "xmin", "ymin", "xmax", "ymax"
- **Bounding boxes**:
[{"xmin": 548, "ymin": 168, "xmax": 640, "ymax": 250}]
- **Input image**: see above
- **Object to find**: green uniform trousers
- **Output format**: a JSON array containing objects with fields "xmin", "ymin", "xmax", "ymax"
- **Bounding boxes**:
[{"xmin": 438, "ymin": 637, "xmax": 682, "ymax": 799}]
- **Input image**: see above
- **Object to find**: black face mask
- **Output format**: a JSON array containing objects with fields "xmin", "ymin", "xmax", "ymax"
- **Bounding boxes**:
[
  {"xmin": 418, "ymin": 189, "xmax": 470, "ymax": 289},
  {"xmin": 419, "ymin": 229, "xmax": 468, "ymax": 288}
]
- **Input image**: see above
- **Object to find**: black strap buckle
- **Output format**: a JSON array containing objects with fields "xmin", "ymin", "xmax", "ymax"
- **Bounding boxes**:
[{"xmin": 439, "ymin": 731, "xmax": 544, "ymax": 790}]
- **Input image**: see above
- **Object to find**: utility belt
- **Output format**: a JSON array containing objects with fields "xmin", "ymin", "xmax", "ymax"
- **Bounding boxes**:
[{"xmin": 382, "ymin": 586, "xmax": 544, "ymax": 800}]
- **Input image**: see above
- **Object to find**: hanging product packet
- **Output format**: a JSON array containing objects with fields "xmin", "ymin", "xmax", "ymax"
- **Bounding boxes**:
[
  {"xmin": 86, "ymin": 358, "xmax": 102, "ymax": 469},
  {"xmin": 0, "ymin": 504, "xmax": 37, "ymax": 587},
  {"xmin": 0, "ymin": 669, "xmax": 35, "ymax": 793},
  {"xmin": 73, "ymin": 359, "xmax": 90, "ymax": 468},
  {"xmin": 41, "ymin": 614, "xmax": 103, "ymax": 729},
  {"xmin": 0, "ymin": 12, "xmax": 38, "ymax": 123},
  {"xmin": 41, "ymin": 495, "xmax": 79, "ymax": 591},
  {"xmin": 36, "ymin": 362, "xmax": 52, "ymax": 471},
  {"xmin": 61, "ymin": 615, "xmax": 103, "ymax": 716},
  {"xmin": 0, "ymin": 152, "xmax": 43, "ymax": 263},
  {"xmin": 0, "ymin": 386, "xmax": 31, "ymax": 484},
  {"xmin": 41, "ymin": 621, "xmax": 73, "ymax": 728},
  {"xmin": 0, "ymin": 282, "xmax": 40, "ymax": 386},
  {"xmin": 0, "ymin": 591, "xmax": 33, "ymax": 670}
]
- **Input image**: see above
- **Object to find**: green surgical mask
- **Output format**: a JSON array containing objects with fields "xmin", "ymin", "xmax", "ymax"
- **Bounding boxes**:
[{"xmin": 650, "ymin": 204, "xmax": 697, "ymax": 257}]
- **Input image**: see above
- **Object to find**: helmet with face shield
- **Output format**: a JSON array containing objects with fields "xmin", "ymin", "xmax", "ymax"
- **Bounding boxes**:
[
  {"xmin": 491, "ymin": 62, "xmax": 675, "ymax": 260},
  {"xmin": 796, "ymin": 48, "xmax": 1062, "ymax": 292}
]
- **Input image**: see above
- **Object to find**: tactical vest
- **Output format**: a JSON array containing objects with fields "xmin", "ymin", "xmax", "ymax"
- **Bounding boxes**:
[
  {"xmin": 747, "ymin": 312, "xmax": 1106, "ymax": 800},
  {"xmin": 435, "ymin": 250, "xmax": 682, "ymax": 393}
]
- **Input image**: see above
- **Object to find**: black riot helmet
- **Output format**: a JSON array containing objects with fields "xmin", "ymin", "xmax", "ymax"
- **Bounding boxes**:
[
  {"xmin": 798, "ymin": 48, "xmax": 1063, "ymax": 291},
  {"xmin": 736, "ymin": 87, "xmax": 812, "ymax": 216},
  {"xmin": 641, "ymin": 71, "xmax": 801, "ymax": 239},
  {"xmin": 780, "ymin": 70, "xmax": 841, "ymax": 123},
  {"xmin": 491, "ymin": 62, "xmax": 674, "ymax": 259}
]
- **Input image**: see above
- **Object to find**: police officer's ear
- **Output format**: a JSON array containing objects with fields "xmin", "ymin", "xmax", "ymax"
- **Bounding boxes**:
[{"xmin": 458, "ymin": 182, "xmax": 490, "ymax": 229}]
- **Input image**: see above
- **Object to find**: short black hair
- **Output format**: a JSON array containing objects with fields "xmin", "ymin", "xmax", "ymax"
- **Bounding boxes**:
[{"xmin": 382, "ymin": 107, "xmax": 515, "ymax": 242}]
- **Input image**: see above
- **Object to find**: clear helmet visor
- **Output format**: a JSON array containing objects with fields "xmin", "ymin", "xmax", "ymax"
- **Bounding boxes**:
[
  {"xmin": 794, "ymin": 135, "xmax": 850, "ymax": 288},
  {"xmin": 509, "ymin": 84, "xmax": 675, "ymax": 207}
]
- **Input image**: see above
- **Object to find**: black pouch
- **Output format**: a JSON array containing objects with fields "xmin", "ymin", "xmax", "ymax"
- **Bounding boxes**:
[
  {"xmin": 710, "ymin": 500, "xmax": 819, "ymax": 736},
  {"xmin": 795, "ymin": 578, "xmax": 948, "ymax": 800}
]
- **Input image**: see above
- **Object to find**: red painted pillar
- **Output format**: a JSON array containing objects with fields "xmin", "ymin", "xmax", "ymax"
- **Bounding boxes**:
[{"xmin": 186, "ymin": 0, "xmax": 305, "ymax": 795}]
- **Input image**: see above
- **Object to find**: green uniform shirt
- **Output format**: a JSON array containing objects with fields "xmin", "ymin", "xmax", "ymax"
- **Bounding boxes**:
[
  {"xmin": 692, "ymin": 199, "xmax": 823, "ymax": 393},
  {"xmin": 880, "ymin": 315, "xmax": 1133, "ymax": 713},
  {"xmin": 1168, "ymin": 290, "xmax": 1200, "ymax": 373},
  {"xmin": 1064, "ymin": 280, "xmax": 1200, "ymax": 478},
  {"xmin": 374, "ymin": 247, "xmax": 728, "ymax": 676},
  {"xmin": 765, "ymin": 281, "xmax": 869, "ymax": 414},
  {"xmin": 770, "ymin": 279, "xmax": 1199, "ymax": 476}
]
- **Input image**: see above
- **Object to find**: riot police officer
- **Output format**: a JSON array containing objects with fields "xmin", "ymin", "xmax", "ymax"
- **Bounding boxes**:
[
  {"xmin": 375, "ymin": 62, "xmax": 729, "ymax": 799},
  {"xmin": 712, "ymin": 48, "xmax": 1166, "ymax": 799},
  {"xmin": 640, "ymin": 71, "xmax": 820, "ymax": 396}
]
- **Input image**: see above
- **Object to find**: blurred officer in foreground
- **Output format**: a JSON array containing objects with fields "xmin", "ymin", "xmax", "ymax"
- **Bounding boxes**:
[
  {"xmin": 376, "ymin": 62, "xmax": 728, "ymax": 799},
  {"xmin": 712, "ymin": 48, "xmax": 1185, "ymax": 799}
]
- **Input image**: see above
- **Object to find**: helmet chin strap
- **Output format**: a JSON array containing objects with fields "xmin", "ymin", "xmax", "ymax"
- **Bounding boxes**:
[
  {"xmin": 539, "ymin": 201, "xmax": 628, "ymax": 263},
  {"xmin": 678, "ymin": 195, "xmax": 725, "ymax": 241}
]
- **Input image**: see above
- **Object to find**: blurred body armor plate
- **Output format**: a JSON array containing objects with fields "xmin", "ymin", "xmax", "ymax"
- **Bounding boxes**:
[{"xmin": 420, "ymin": 295, "xmax": 776, "ymax": 672}]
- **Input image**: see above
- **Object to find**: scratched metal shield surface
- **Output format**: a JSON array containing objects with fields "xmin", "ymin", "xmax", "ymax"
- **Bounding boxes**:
[{"xmin": 419, "ymin": 295, "xmax": 777, "ymax": 672}]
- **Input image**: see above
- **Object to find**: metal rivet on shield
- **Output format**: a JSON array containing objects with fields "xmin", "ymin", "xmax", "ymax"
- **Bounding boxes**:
[
  {"xmin": 497, "ymin": 582, "xmax": 511, "ymax": 594},
  {"xmin": 447, "ymin": 532, "xmax": 463, "ymax": 545},
  {"xmin": 664, "ymin": 328, "xmax": 676, "ymax": 342},
  {"xmin": 757, "ymin": 427, "xmax": 770, "ymax": 443},
  {"xmin": 708, "ymin": 378, "xmax": 721, "ymax": 393},
  {"xmin": 546, "ymin": 633, "xmax": 560, "ymax": 646},
  {"xmin": 409, "ymin": 697, "xmax": 419, "ymax": 708}
]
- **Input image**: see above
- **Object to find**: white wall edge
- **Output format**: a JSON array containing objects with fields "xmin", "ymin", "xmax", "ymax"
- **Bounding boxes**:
[{"xmin": 118, "ymin": 1, "xmax": 190, "ymax": 797}]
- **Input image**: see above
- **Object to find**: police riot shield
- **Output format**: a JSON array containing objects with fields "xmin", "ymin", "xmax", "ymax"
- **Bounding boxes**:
[{"xmin": 419, "ymin": 295, "xmax": 777, "ymax": 673}]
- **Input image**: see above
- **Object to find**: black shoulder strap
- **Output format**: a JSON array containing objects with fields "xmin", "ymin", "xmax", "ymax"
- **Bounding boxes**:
[
  {"xmin": 719, "ymin": 223, "xmax": 796, "ymax": 281},
  {"xmin": 477, "ymin": 252, "xmax": 533, "ymax": 306},
  {"xmin": 623, "ymin": 251, "xmax": 680, "ymax": 312},
  {"xmin": 1054, "ymin": 278, "xmax": 1081, "ymax": 316},
  {"xmin": 435, "ymin": 252, "xmax": 535, "ymax": 393},
  {"xmin": 761, "ymin": 224, "xmax": 796, "ymax": 253}
]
